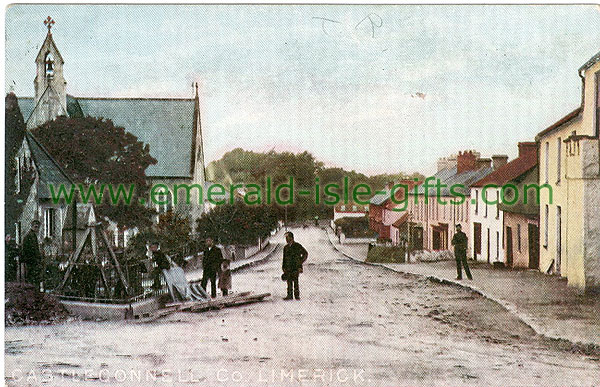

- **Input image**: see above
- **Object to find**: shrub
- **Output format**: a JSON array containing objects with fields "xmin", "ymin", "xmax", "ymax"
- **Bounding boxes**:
[{"xmin": 366, "ymin": 245, "xmax": 406, "ymax": 263}]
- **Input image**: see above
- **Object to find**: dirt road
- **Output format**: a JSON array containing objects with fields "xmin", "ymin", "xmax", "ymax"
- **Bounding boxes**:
[{"xmin": 5, "ymin": 227, "xmax": 600, "ymax": 386}]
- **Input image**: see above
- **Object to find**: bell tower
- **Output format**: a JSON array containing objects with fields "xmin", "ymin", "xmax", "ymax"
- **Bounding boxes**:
[{"xmin": 28, "ymin": 17, "xmax": 68, "ymax": 129}]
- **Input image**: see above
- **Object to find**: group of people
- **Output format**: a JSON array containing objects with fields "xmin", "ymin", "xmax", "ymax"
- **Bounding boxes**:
[
  {"xmin": 148, "ymin": 237, "xmax": 232, "ymax": 298},
  {"xmin": 5, "ymin": 220, "xmax": 44, "ymax": 288},
  {"xmin": 195, "ymin": 231, "xmax": 310, "ymax": 301},
  {"xmin": 200, "ymin": 237, "xmax": 232, "ymax": 298}
]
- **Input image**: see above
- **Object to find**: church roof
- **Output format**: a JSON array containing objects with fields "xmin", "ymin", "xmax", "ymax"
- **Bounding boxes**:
[
  {"xmin": 25, "ymin": 131, "xmax": 73, "ymax": 199},
  {"xmin": 18, "ymin": 96, "xmax": 195, "ymax": 178}
]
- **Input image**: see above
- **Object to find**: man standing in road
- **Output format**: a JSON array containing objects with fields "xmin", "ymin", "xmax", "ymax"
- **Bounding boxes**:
[
  {"xmin": 202, "ymin": 237, "xmax": 223, "ymax": 298},
  {"xmin": 282, "ymin": 231, "xmax": 308, "ymax": 300},
  {"xmin": 451, "ymin": 224, "xmax": 472, "ymax": 280},
  {"xmin": 21, "ymin": 220, "xmax": 42, "ymax": 289}
]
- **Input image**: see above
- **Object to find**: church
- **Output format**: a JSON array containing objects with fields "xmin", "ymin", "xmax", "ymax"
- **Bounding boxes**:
[{"xmin": 14, "ymin": 18, "xmax": 217, "ymax": 251}]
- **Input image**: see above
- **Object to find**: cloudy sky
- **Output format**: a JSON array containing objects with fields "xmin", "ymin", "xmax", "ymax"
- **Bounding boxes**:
[{"xmin": 5, "ymin": 5, "xmax": 600, "ymax": 175}]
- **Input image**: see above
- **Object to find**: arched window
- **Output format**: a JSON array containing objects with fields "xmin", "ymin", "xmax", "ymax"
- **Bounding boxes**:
[{"xmin": 44, "ymin": 53, "xmax": 54, "ymax": 77}]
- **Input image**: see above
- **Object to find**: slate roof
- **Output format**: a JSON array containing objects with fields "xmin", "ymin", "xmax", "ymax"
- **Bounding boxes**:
[
  {"xmin": 18, "ymin": 96, "xmax": 195, "ymax": 178},
  {"xmin": 497, "ymin": 166, "xmax": 540, "ymax": 216},
  {"xmin": 579, "ymin": 50, "xmax": 600, "ymax": 73},
  {"xmin": 25, "ymin": 131, "xmax": 73, "ymax": 199},
  {"xmin": 472, "ymin": 151, "xmax": 537, "ymax": 188},
  {"xmin": 414, "ymin": 166, "xmax": 494, "ymax": 197},
  {"xmin": 535, "ymin": 107, "xmax": 582, "ymax": 140},
  {"xmin": 370, "ymin": 190, "xmax": 390, "ymax": 205}
]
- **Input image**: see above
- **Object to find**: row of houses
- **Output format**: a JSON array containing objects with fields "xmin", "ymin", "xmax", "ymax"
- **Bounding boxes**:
[{"xmin": 368, "ymin": 50, "xmax": 600, "ymax": 294}]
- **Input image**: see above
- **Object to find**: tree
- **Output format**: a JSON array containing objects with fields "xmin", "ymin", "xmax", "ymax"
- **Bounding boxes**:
[
  {"xmin": 125, "ymin": 211, "xmax": 194, "ymax": 266},
  {"xmin": 196, "ymin": 201, "xmax": 278, "ymax": 246},
  {"xmin": 32, "ymin": 116, "xmax": 157, "ymax": 228},
  {"xmin": 5, "ymin": 93, "xmax": 28, "ymax": 232}
]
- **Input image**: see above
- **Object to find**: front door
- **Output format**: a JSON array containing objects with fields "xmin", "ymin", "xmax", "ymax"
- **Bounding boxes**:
[
  {"xmin": 432, "ymin": 228, "xmax": 441, "ymax": 250},
  {"xmin": 412, "ymin": 227, "xmax": 423, "ymax": 250},
  {"xmin": 506, "ymin": 226, "xmax": 513, "ymax": 267},
  {"xmin": 528, "ymin": 224, "xmax": 539, "ymax": 269},
  {"xmin": 473, "ymin": 222, "xmax": 482, "ymax": 259}
]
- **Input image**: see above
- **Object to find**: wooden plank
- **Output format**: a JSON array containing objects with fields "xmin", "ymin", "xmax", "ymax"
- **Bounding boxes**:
[
  {"xmin": 165, "ymin": 291, "xmax": 251, "ymax": 309},
  {"xmin": 131, "ymin": 306, "xmax": 179, "ymax": 324},
  {"xmin": 133, "ymin": 292, "xmax": 271, "ymax": 323},
  {"xmin": 57, "ymin": 228, "xmax": 91, "ymax": 292},
  {"xmin": 189, "ymin": 293, "xmax": 271, "ymax": 312}
]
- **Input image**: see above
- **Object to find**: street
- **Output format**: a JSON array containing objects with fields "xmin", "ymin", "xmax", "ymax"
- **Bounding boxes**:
[{"xmin": 5, "ymin": 227, "xmax": 600, "ymax": 386}]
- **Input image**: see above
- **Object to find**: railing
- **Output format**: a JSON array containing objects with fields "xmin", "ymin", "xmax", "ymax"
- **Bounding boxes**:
[{"xmin": 40, "ymin": 254, "xmax": 169, "ymax": 304}]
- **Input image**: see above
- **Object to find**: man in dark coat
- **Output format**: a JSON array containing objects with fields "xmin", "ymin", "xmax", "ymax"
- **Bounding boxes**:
[
  {"xmin": 21, "ymin": 220, "xmax": 42, "ymax": 288},
  {"xmin": 451, "ymin": 224, "xmax": 472, "ymax": 280},
  {"xmin": 282, "ymin": 231, "xmax": 308, "ymax": 300},
  {"xmin": 150, "ymin": 242, "xmax": 170, "ymax": 290},
  {"xmin": 201, "ymin": 237, "xmax": 223, "ymax": 298}
]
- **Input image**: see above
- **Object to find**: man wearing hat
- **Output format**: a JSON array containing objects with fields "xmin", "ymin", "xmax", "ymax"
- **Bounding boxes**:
[
  {"xmin": 451, "ymin": 224, "xmax": 472, "ymax": 280},
  {"xmin": 21, "ymin": 220, "xmax": 42, "ymax": 288},
  {"xmin": 150, "ymin": 241, "xmax": 170, "ymax": 290},
  {"xmin": 202, "ymin": 237, "xmax": 223, "ymax": 298}
]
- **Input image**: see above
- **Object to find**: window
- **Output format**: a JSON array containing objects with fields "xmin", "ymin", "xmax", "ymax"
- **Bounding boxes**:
[
  {"xmin": 45, "ymin": 53, "xmax": 55, "ymax": 77},
  {"xmin": 44, "ymin": 208, "xmax": 55, "ymax": 238},
  {"xmin": 545, "ymin": 142, "xmax": 549, "ymax": 184},
  {"xmin": 15, "ymin": 222, "xmax": 21, "ymax": 244},
  {"xmin": 544, "ymin": 205, "xmax": 549, "ymax": 248},
  {"xmin": 15, "ymin": 157, "xmax": 21, "ymax": 194},
  {"xmin": 475, "ymin": 190, "xmax": 479, "ymax": 215},
  {"xmin": 517, "ymin": 224, "xmax": 521, "ymax": 252},
  {"xmin": 484, "ymin": 191, "xmax": 488, "ymax": 218},
  {"xmin": 496, "ymin": 190, "xmax": 500, "ymax": 219},
  {"xmin": 496, "ymin": 231, "xmax": 500, "ymax": 259},
  {"xmin": 557, "ymin": 138, "xmax": 561, "ymax": 184}
]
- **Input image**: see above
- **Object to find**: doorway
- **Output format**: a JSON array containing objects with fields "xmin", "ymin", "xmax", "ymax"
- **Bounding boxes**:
[
  {"xmin": 506, "ymin": 226, "xmax": 513, "ymax": 267},
  {"xmin": 528, "ymin": 224, "xmax": 539, "ymax": 269},
  {"xmin": 473, "ymin": 222, "xmax": 482, "ymax": 260}
]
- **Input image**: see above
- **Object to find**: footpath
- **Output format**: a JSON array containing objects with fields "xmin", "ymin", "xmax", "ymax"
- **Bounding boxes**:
[
  {"xmin": 186, "ymin": 229, "xmax": 284, "ymax": 283},
  {"xmin": 326, "ymin": 228, "xmax": 600, "ymax": 349}
]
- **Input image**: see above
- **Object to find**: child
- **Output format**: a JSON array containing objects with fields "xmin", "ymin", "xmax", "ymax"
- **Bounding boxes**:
[{"xmin": 218, "ymin": 258, "xmax": 232, "ymax": 296}]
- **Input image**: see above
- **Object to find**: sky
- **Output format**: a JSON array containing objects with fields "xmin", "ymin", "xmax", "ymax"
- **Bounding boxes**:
[{"xmin": 5, "ymin": 4, "xmax": 600, "ymax": 176}]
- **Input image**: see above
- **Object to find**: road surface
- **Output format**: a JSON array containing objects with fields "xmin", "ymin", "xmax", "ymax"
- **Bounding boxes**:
[{"xmin": 5, "ymin": 227, "xmax": 600, "ymax": 386}]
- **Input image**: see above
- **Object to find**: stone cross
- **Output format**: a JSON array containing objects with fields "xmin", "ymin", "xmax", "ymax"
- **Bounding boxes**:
[{"xmin": 44, "ymin": 16, "xmax": 55, "ymax": 32}]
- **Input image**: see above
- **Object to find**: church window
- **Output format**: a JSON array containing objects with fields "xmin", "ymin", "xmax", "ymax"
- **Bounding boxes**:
[{"xmin": 44, "ymin": 208, "xmax": 55, "ymax": 238}]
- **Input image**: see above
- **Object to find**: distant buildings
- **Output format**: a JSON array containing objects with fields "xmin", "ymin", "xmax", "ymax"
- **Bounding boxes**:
[
  {"xmin": 368, "ymin": 180, "xmax": 418, "ymax": 244},
  {"xmin": 333, "ymin": 202, "xmax": 368, "ymax": 221},
  {"xmin": 409, "ymin": 151, "xmax": 494, "ymax": 256}
]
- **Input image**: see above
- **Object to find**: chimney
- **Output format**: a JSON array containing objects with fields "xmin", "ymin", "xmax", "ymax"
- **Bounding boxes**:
[
  {"xmin": 477, "ymin": 158, "xmax": 492, "ymax": 170},
  {"xmin": 491, "ymin": 155, "xmax": 509, "ymax": 170},
  {"xmin": 456, "ymin": 151, "xmax": 479, "ymax": 174},
  {"xmin": 518, "ymin": 142, "xmax": 537, "ymax": 158},
  {"xmin": 437, "ymin": 155, "xmax": 457, "ymax": 172}
]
